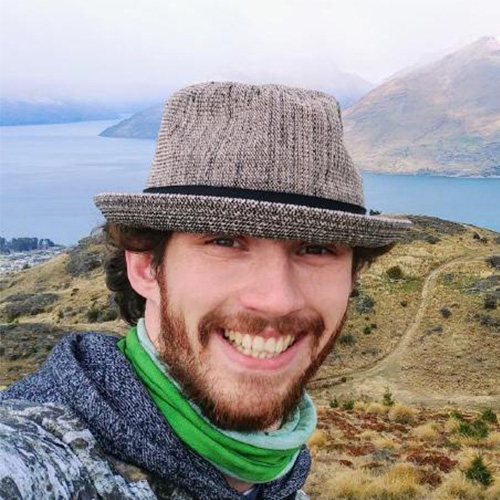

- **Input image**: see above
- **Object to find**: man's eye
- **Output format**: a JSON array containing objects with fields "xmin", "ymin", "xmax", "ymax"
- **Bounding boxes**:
[
  {"xmin": 209, "ymin": 237, "xmax": 240, "ymax": 248},
  {"xmin": 298, "ymin": 245, "xmax": 335, "ymax": 256}
]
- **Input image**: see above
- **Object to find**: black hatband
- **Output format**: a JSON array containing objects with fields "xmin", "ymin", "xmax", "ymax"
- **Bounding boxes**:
[{"xmin": 143, "ymin": 185, "xmax": 366, "ymax": 215}]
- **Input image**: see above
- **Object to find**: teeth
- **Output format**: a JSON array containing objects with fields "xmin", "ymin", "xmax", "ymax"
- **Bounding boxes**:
[
  {"xmin": 264, "ymin": 337, "xmax": 276, "ymax": 353},
  {"xmin": 252, "ymin": 336, "xmax": 264, "ymax": 352},
  {"xmin": 242, "ymin": 334, "xmax": 252, "ymax": 349},
  {"xmin": 276, "ymin": 337, "xmax": 284, "ymax": 353},
  {"xmin": 222, "ymin": 329, "xmax": 296, "ymax": 359}
]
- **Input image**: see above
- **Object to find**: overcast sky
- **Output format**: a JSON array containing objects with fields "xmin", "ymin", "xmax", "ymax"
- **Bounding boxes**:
[{"xmin": 1, "ymin": 0, "xmax": 499, "ymax": 103}]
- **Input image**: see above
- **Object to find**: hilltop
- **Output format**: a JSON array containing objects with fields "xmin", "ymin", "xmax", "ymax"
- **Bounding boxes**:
[
  {"xmin": 343, "ymin": 36, "xmax": 500, "ymax": 177},
  {"xmin": 1, "ymin": 215, "xmax": 500, "ymax": 498}
]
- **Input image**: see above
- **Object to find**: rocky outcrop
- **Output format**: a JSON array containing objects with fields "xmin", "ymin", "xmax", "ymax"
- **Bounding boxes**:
[{"xmin": 65, "ymin": 235, "xmax": 106, "ymax": 277}]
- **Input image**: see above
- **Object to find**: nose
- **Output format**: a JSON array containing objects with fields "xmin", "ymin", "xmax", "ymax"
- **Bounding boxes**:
[{"xmin": 238, "ymin": 249, "xmax": 307, "ymax": 318}]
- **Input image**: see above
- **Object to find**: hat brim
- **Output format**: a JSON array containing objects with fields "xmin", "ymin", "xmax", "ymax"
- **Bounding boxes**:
[{"xmin": 94, "ymin": 192, "xmax": 412, "ymax": 248}]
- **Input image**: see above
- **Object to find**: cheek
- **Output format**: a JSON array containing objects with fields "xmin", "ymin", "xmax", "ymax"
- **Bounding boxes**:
[
  {"xmin": 164, "ymin": 260, "xmax": 232, "ymax": 334},
  {"xmin": 302, "ymin": 267, "xmax": 352, "ymax": 326}
]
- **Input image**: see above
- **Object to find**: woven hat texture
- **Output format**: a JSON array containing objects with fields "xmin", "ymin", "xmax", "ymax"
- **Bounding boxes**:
[{"xmin": 95, "ymin": 81, "xmax": 412, "ymax": 247}]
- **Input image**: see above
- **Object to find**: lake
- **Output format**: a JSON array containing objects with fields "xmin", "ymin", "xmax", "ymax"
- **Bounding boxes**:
[{"xmin": 1, "ymin": 119, "xmax": 499, "ymax": 246}]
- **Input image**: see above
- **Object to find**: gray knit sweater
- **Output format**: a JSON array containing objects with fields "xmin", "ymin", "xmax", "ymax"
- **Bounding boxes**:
[{"xmin": 0, "ymin": 332, "xmax": 311, "ymax": 500}]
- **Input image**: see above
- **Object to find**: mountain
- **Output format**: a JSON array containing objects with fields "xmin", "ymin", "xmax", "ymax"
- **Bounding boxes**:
[
  {"xmin": 343, "ymin": 36, "xmax": 500, "ymax": 177},
  {"xmin": 99, "ymin": 104, "xmax": 164, "ymax": 139},
  {"xmin": 0, "ymin": 98, "xmax": 120, "ymax": 126},
  {"xmin": 99, "ymin": 70, "xmax": 373, "ymax": 140}
]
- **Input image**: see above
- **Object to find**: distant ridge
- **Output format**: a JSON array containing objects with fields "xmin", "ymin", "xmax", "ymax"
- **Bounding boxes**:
[
  {"xmin": 343, "ymin": 36, "xmax": 500, "ymax": 177},
  {"xmin": 99, "ymin": 104, "xmax": 164, "ymax": 140},
  {"xmin": 99, "ymin": 70, "xmax": 374, "ymax": 140},
  {"xmin": 0, "ymin": 98, "xmax": 120, "ymax": 126}
]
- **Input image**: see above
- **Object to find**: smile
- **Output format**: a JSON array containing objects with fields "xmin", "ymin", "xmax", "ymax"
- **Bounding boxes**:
[{"xmin": 222, "ymin": 329, "xmax": 296, "ymax": 359}]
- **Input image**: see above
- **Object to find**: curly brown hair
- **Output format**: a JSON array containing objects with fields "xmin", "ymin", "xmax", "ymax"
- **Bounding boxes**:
[{"xmin": 100, "ymin": 222, "xmax": 397, "ymax": 325}]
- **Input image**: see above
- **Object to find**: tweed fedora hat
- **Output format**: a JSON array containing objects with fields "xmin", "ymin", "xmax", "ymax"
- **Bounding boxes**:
[{"xmin": 94, "ymin": 81, "xmax": 412, "ymax": 247}]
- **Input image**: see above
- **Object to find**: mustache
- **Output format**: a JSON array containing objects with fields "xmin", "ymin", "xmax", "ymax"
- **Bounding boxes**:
[{"xmin": 198, "ymin": 307, "xmax": 326, "ymax": 345}]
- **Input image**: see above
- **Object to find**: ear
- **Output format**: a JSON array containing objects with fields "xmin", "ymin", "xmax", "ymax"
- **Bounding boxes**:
[{"xmin": 125, "ymin": 250, "xmax": 160, "ymax": 303}]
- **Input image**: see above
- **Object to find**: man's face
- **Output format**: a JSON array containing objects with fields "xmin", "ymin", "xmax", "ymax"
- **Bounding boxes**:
[{"xmin": 154, "ymin": 233, "xmax": 353, "ymax": 431}]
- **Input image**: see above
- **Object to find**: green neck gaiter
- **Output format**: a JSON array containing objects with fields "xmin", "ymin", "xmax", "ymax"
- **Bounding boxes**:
[{"xmin": 117, "ymin": 323, "xmax": 317, "ymax": 483}]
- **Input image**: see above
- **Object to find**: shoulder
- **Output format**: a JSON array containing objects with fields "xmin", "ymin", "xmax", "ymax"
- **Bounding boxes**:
[{"xmin": 0, "ymin": 399, "xmax": 159, "ymax": 499}]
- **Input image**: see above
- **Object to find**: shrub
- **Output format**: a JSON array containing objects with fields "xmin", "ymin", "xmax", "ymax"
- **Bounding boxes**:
[
  {"xmin": 382, "ymin": 388, "xmax": 395, "ymax": 407},
  {"xmin": 465, "ymin": 455, "xmax": 492, "ymax": 487},
  {"xmin": 400, "ymin": 300, "xmax": 408, "ymax": 307},
  {"xmin": 449, "ymin": 410, "xmax": 465, "ymax": 421},
  {"xmin": 484, "ymin": 295, "xmax": 497, "ymax": 310},
  {"xmin": 485, "ymin": 255, "xmax": 500, "ymax": 270},
  {"xmin": 342, "ymin": 400, "xmax": 354, "ymax": 411},
  {"xmin": 386, "ymin": 265, "xmax": 404, "ymax": 280},
  {"xmin": 329, "ymin": 397, "xmax": 339, "ymax": 408},
  {"xmin": 440, "ymin": 306, "xmax": 452, "ymax": 318},
  {"xmin": 87, "ymin": 307, "xmax": 100, "ymax": 323},
  {"xmin": 355, "ymin": 294, "xmax": 375, "ymax": 314},
  {"xmin": 480, "ymin": 408, "xmax": 498, "ymax": 424},
  {"xmin": 101, "ymin": 308, "xmax": 118, "ymax": 322},
  {"xmin": 339, "ymin": 332, "xmax": 356, "ymax": 346},
  {"xmin": 459, "ymin": 419, "xmax": 489, "ymax": 439},
  {"xmin": 363, "ymin": 325, "xmax": 372, "ymax": 335},
  {"xmin": 2, "ymin": 293, "xmax": 59, "ymax": 320}
]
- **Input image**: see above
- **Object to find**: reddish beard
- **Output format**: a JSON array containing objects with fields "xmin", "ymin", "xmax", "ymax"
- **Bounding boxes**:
[{"xmin": 156, "ymin": 270, "xmax": 349, "ymax": 432}]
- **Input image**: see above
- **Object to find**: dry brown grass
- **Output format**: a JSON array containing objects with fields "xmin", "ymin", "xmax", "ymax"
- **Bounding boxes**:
[
  {"xmin": 304, "ymin": 400, "xmax": 500, "ymax": 499},
  {"xmin": 444, "ymin": 416, "xmax": 462, "ymax": 434},
  {"xmin": 389, "ymin": 404, "xmax": 418, "ymax": 424},
  {"xmin": 366, "ymin": 402, "xmax": 389, "ymax": 415},
  {"xmin": 307, "ymin": 430, "xmax": 329, "ymax": 450},
  {"xmin": 431, "ymin": 470, "xmax": 484, "ymax": 499},
  {"xmin": 411, "ymin": 422, "xmax": 442, "ymax": 441}
]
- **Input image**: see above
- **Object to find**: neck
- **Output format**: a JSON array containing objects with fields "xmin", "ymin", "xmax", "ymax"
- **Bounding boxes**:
[{"xmin": 225, "ymin": 475, "xmax": 255, "ymax": 493}]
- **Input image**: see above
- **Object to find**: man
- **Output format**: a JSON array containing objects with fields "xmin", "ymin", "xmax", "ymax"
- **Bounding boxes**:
[{"xmin": 0, "ymin": 82, "xmax": 411, "ymax": 499}]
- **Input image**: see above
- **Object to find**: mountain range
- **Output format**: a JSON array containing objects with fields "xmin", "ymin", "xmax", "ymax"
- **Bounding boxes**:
[
  {"xmin": 0, "ymin": 98, "xmax": 120, "ymax": 126},
  {"xmin": 98, "ymin": 66, "xmax": 374, "ymax": 140},
  {"xmin": 343, "ymin": 36, "xmax": 500, "ymax": 177}
]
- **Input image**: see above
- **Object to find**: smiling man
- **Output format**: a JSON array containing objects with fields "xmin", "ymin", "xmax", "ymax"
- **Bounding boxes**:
[{"xmin": 0, "ymin": 82, "xmax": 411, "ymax": 500}]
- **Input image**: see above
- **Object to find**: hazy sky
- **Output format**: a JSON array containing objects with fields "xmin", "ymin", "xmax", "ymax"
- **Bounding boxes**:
[{"xmin": 1, "ymin": 0, "xmax": 499, "ymax": 102}]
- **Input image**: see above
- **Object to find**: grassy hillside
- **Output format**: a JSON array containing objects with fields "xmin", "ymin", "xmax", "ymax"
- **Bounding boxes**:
[{"xmin": 1, "ymin": 215, "xmax": 499, "ymax": 498}]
